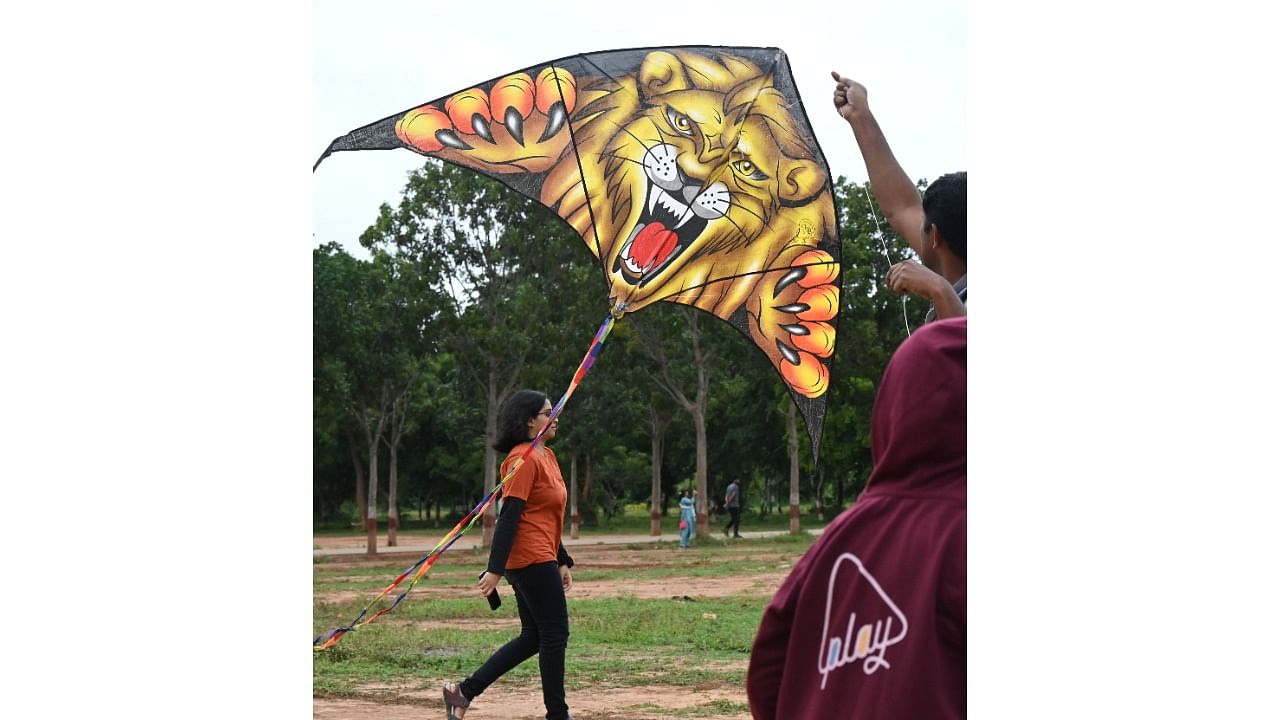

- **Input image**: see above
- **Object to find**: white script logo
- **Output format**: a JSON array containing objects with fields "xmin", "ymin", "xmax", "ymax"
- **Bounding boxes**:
[{"xmin": 817, "ymin": 552, "xmax": 909, "ymax": 689}]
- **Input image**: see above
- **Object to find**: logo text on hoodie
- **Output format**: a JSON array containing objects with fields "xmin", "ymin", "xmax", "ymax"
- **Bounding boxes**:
[{"xmin": 817, "ymin": 552, "xmax": 909, "ymax": 689}]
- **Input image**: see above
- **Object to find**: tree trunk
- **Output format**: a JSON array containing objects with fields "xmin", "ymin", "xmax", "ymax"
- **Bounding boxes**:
[
  {"xmin": 346, "ymin": 430, "xmax": 367, "ymax": 530},
  {"xmin": 637, "ymin": 307, "xmax": 714, "ymax": 539},
  {"xmin": 694, "ymin": 407, "xmax": 710, "ymax": 538},
  {"xmin": 581, "ymin": 453, "xmax": 594, "ymax": 523},
  {"xmin": 384, "ymin": 372, "xmax": 419, "ymax": 548},
  {"xmin": 387, "ymin": 449, "xmax": 399, "ymax": 547},
  {"xmin": 649, "ymin": 425, "xmax": 663, "ymax": 535},
  {"xmin": 648, "ymin": 405, "xmax": 669, "ymax": 536},
  {"xmin": 788, "ymin": 401, "xmax": 801, "ymax": 534},
  {"xmin": 365, "ymin": 404, "xmax": 388, "ymax": 556},
  {"xmin": 569, "ymin": 453, "xmax": 580, "ymax": 539}
]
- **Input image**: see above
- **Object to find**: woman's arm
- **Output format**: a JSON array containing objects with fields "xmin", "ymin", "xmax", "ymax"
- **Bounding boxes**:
[{"xmin": 484, "ymin": 497, "xmax": 526, "ymax": 576}]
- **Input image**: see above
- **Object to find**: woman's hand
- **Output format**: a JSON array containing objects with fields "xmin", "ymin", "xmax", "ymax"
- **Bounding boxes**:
[
  {"xmin": 560, "ymin": 565, "xmax": 573, "ymax": 592},
  {"xmin": 478, "ymin": 571, "xmax": 501, "ymax": 596}
]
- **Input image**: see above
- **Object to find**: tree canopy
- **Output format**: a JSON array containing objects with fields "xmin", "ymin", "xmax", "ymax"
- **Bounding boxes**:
[{"xmin": 313, "ymin": 160, "xmax": 925, "ymax": 537}]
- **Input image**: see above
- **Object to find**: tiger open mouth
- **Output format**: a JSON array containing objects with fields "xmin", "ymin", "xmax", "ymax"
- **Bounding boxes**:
[{"xmin": 613, "ymin": 182, "xmax": 710, "ymax": 288}]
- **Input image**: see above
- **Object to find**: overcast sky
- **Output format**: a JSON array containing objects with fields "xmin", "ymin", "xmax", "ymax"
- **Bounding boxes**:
[{"xmin": 313, "ymin": 0, "xmax": 966, "ymax": 258}]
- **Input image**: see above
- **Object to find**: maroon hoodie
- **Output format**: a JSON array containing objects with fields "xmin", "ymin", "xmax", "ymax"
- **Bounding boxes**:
[{"xmin": 747, "ymin": 318, "xmax": 966, "ymax": 719}]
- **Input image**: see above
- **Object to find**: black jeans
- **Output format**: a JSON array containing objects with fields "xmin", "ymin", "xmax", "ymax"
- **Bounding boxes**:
[
  {"xmin": 460, "ymin": 561, "xmax": 570, "ymax": 720},
  {"xmin": 724, "ymin": 506, "xmax": 741, "ymax": 535}
]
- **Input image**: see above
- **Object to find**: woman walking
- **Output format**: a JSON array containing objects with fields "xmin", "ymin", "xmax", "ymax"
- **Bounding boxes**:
[
  {"xmin": 678, "ymin": 489, "xmax": 697, "ymax": 548},
  {"xmin": 443, "ymin": 390, "xmax": 576, "ymax": 720}
]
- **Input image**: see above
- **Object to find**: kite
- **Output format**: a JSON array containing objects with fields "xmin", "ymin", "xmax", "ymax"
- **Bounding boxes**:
[{"xmin": 313, "ymin": 45, "xmax": 841, "ymax": 650}]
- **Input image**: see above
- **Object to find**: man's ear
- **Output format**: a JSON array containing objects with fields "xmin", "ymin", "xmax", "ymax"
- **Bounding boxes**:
[{"xmin": 924, "ymin": 222, "xmax": 941, "ymax": 250}]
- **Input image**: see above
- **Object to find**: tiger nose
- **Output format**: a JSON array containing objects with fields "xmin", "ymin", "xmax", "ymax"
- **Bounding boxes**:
[{"xmin": 696, "ymin": 144, "xmax": 727, "ymax": 166}]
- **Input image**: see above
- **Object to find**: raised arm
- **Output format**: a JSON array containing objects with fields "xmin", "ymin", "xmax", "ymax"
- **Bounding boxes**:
[{"xmin": 831, "ymin": 71, "xmax": 926, "ymax": 256}]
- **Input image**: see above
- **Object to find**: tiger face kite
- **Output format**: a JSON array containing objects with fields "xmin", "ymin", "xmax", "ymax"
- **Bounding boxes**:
[{"xmin": 316, "ymin": 46, "xmax": 841, "ymax": 454}]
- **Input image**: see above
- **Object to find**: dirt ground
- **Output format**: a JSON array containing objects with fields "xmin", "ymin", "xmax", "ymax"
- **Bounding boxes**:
[
  {"xmin": 315, "ymin": 542, "xmax": 792, "ymax": 719},
  {"xmin": 314, "ymin": 683, "xmax": 752, "ymax": 720}
]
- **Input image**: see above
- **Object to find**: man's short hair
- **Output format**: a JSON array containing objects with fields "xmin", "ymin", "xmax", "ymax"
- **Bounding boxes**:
[{"xmin": 923, "ymin": 172, "xmax": 966, "ymax": 261}]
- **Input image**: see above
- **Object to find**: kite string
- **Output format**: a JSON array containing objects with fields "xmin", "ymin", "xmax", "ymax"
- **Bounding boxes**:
[
  {"xmin": 862, "ymin": 184, "xmax": 912, "ymax": 338},
  {"xmin": 314, "ymin": 311, "xmax": 619, "ymax": 651},
  {"xmin": 313, "ymin": 490, "xmax": 500, "ymax": 650}
]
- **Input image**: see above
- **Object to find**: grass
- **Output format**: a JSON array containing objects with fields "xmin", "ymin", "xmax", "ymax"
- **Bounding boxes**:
[
  {"xmin": 312, "ymin": 534, "xmax": 815, "ymax": 582},
  {"xmin": 313, "ymin": 541, "xmax": 802, "ymax": 591},
  {"xmin": 313, "ymin": 535, "xmax": 818, "ymax": 699},
  {"xmin": 675, "ymin": 699, "xmax": 753, "ymax": 717},
  {"xmin": 315, "ymin": 595, "xmax": 765, "ymax": 688}
]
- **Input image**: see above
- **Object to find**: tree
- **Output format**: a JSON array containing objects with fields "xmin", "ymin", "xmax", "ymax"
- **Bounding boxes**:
[
  {"xmin": 313, "ymin": 242, "xmax": 450, "ymax": 554},
  {"xmin": 647, "ymin": 396, "xmax": 676, "ymax": 535},
  {"xmin": 631, "ymin": 306, "xmax": 718, "ymax": 538},
  {"xmin": 314, "ymin": 243, "xmax": 390, "ymax": 553},
  {"xmin": 381, "ymin": 362, "xmax": 420, "ymax": 547},
  {"xmin": 811, "ymin": 177, "xmax": 927, "ymax": 508},
  {"xmin": 786, "ymin": 400, "xmax": 802, "ymax": 533},
  {"xmin": 313, "ymin": 173, "xmax": 936, "ymax": 547},
  {"xmin": 361, "ymin": 160, "xmax": 587, "ymax": 545}
]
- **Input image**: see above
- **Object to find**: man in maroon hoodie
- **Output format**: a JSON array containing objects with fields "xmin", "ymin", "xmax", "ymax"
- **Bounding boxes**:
[{"xmin": 747, "ymin": 317, "xmax": 966, "ymax": 719}]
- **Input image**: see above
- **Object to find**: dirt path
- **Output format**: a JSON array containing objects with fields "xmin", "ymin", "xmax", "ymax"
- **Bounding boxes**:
[
  {"xmin": 315, "ymin": 681, "xmax": 750, "ymax": 720},
  {"xmin": 315, "ymin": 542, "xmax": 790, "ymax": 719},
  {"xmin": 313, "ymin": 527, "xmax": 814, "ymax": 557}
]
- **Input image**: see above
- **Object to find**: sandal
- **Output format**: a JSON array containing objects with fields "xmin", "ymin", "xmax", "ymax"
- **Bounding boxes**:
[{"xmin": 442, "ymin": 682, "xmax": 470, "ymax": 720}]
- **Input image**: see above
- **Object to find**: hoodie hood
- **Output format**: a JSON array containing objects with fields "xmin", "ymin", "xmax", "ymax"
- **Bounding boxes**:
[{"xmin": 864, "ymin": 317, "xmax": 967, "ymax": 499}]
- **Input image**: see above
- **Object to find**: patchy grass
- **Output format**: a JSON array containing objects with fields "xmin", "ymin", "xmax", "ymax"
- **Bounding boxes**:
[
  {"xmin": 314, "ymin": 535, "xmax": 817, "ymax": 699},
  {"xmin": 674, "ymin": 698, "xmax": 754, "ymax": 717}
]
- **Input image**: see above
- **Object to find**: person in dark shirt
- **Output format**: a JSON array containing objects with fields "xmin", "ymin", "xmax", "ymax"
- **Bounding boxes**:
[
  {"xmin": 747, "ymin": 318, "xmax": 966, "ymax": 719},
  {"xmin": 832, "ymin": 71, "xmax": 966, "ymax": 323},
  {"xmin": 723, "ymin": 478, "xmax": 742, "ymax": 538}
]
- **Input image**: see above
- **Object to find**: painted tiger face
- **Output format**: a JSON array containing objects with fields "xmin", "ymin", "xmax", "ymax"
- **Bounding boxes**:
[{"xmin": 582, "ymin": 51, "xmax": 828, "ymax": 314}]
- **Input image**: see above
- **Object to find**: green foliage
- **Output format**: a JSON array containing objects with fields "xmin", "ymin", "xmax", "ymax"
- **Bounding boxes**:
[
  {"xmin": 810, "ymin": 176, "xmax": 933, "ymax": 504},
  {"xmin": 315, "ymin": 163, "xmax": 934, "ymax": 523}
]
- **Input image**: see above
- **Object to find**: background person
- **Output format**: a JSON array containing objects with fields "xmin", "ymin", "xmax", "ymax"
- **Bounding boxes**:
[
  {"xmin": 723, "ymin": 478, "xmax": 742, "ymax": 538},
  {"xmin": 678, "ymin": 489, "xmax": 697, "ymax": 548}
]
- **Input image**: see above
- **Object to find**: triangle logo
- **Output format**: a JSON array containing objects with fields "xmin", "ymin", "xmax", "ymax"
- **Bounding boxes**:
[{"xmin": 817, "ymin": 552, "xmax": 910, "ymax": 690}]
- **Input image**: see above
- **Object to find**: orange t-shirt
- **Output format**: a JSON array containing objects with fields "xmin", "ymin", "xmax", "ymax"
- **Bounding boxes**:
[{"xmin": 499, "ymin": 443, "xmax": 567, "ymax": 571}]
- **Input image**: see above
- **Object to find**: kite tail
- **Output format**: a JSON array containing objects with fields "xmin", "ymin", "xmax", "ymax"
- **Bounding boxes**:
[{"xmin": 314, "ymin": 311, "xmax": 619, "ymax": 651}]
